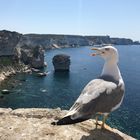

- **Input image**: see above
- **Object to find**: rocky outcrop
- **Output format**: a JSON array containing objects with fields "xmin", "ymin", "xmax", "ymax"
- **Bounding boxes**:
[
  {"xmin": 0, "ymin": 30, "xmax": 46, "ymax": 68},
  {"xmin": 53, "ymin": 54, "xmax": 70, "ymax": 71},
  {"xmin": 64, "ymin": 35, "xmax": 89, "ymax": 46},
  {"xmin": 30, "ymin": 46, "xmax": 45, "ymax": 68},
  {"xmin": 0, "ymin": 64, "xmax": 29, "ymax": 84},
  {"xmin": 110, "ymin": 38, "xmax": 134, "ymax": 45},
  {"xmin": 86, "ymin": 35, "xmax": 111, "ymax": 45},
  {"xmin": 0, "ymin": 30, "xmax": 22, "ymax": 56},
  {"xmin": 0, "ymin": 56, "xmax": 30, "ymax": 83},
  {"xmin": 0, "ymin": 108, "xmax": 136, "ymax": 140},
  {"xmin": 20, "ymin": 45, "xmax": 45, "ymax": 68}
]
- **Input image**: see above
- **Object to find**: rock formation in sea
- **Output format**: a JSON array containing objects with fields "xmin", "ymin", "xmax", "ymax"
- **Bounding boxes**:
[
  {"xmin": 53, "ymin": 54, "xmax": 70, "ymax": 71},
  {"xmin": 0, "ymin": 108, "xmax": 136, "ymax": 140}
]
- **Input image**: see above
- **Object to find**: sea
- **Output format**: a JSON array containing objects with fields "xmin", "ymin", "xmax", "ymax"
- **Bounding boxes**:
[{"xmin": 0, "ymin": 45, "xmax": 140, "ymax": 139}]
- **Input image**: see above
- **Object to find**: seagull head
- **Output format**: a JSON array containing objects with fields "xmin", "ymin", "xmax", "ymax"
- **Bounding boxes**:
[{"xmin": 91, "ymin": 45, "xmax": 119, "ymax": 63}]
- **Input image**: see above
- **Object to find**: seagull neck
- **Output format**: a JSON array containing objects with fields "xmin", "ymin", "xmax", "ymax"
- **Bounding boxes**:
[{"xmin": 101, "ymin": 61, "xmax": 122, "ymax": 81}]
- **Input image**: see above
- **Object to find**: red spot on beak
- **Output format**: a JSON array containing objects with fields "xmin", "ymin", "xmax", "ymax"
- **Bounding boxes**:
[{"xmin": 91, "ymin": 53, "xmax": 96, "ymax": 56}]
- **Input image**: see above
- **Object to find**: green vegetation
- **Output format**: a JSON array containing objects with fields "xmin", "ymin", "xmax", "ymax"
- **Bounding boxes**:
[{"xmin": 0, "ymin": 57, "xmax": 13, "ymax": 66}]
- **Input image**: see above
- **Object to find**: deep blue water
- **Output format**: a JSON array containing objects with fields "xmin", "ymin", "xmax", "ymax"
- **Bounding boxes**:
[{"xmin": 0, "ymin": 45, "xmax": 140, "ymax": 139}]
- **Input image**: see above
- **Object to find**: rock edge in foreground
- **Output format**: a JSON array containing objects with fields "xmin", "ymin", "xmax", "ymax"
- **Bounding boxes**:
[{"xmin": 0, "ymin": 108, "xmax": 136, "ymax": 140}]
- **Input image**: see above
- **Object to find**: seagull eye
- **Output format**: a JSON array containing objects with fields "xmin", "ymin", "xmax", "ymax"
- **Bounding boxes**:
[{"xmin": 105, "ymin": 48, "xmax": 110, "ymax": 51}]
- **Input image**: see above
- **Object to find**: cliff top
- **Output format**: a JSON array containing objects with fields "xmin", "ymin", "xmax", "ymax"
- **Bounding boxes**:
[{"xmin": 0, "ymin": 108, "xmax": 136, "ymax": 140}]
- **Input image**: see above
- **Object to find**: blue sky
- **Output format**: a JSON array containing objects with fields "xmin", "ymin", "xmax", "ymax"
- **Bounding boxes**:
[{"xmin": 0, "ymin": 0, "xmax": 140, "ymax": 41}]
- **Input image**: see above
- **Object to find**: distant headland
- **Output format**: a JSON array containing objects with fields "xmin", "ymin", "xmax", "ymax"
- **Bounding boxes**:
[{"xmin": 0, "ymin": 30, "xmax": 140, "ymax": 56}]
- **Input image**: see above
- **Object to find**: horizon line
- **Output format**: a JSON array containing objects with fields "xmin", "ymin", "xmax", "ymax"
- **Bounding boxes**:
[{"xmin": 1, "ymin": 29, "xmax": 139, "ymax": 42}]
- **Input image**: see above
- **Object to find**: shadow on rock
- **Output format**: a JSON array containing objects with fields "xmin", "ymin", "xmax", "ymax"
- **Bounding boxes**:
[{"xmin": 81, "ymin": 128, "xmax": 124, "ymax": 140}]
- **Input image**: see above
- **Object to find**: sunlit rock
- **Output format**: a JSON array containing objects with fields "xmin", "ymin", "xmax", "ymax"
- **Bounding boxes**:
[{"xmin": 0, "ymin": 108, "xmax": 136, "ymax": 140}]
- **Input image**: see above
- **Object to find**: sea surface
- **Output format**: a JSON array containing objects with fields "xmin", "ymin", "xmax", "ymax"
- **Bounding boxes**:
[{"xmin": 0, "ymin": 45, "xmax": 140, "ymax": 139}]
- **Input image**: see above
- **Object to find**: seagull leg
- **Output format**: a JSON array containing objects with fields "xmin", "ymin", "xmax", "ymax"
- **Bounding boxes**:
[
  {"xmin": 101, "ymin": 114, "xmax": 108, "ymax": 129},
  {"xmin": 95, "ymin": 112, "xmax": 103, "ymax": 128}
]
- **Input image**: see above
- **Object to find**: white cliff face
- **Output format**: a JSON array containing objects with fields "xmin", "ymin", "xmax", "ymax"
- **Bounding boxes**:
[
  {"xmin": 17, "ymin": 34, "xmax": 90, "ymax": 49},
  {"xmin": 0, "ymin": 108, "xmax": 136, "ymax": 140}
]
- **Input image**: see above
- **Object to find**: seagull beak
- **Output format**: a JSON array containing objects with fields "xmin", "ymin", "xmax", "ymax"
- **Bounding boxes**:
[
  {"xmin": 91, "ymin": 47, "xmax": 100, "ymax": 51},
  {"xmin": 91, "ymin": 47, "xmax": 102, "ymax": 56}
]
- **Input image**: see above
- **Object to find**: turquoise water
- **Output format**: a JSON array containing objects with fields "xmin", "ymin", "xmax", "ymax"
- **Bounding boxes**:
[{"xmin": 0, "ymin": 45, "xmax": 140, "ymax": 139}]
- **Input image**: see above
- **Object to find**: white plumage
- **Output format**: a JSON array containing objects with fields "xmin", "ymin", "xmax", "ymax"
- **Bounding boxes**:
[{"xmin": 52, "ymin": 45, "xmax": 125, "ymax": 128}]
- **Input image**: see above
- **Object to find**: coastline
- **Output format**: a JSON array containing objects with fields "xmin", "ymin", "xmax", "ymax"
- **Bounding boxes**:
[{"xmin": 0, "ymin": 64, "xmax": 30, "ymax": 84}]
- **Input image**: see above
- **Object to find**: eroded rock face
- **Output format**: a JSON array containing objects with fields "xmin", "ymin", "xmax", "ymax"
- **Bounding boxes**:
[
  {"xmin": 0, "ymin": 63, "xmax": 29, "ymax": 84},
  {"xmin": 20, "ymin": 46, "xmax": 46, "ymax": 68},
  {"xmin": 53, "ymin": 54, "xmax": 70, "ymax": 71},
  {"xmin": 0, "ymin": 30, "xmax": 22, "ymax": 56},
  {"xmin": 0, "ymin": 108, "xmax": 136, "ymax": 140},
  {"xmin": 30, "ymin": 46, "xmax": 45, "ymax": 68}
]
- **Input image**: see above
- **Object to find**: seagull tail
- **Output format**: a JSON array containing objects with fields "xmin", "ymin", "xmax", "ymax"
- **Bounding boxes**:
[{"xmin": 51, "ymin": 115, "xmax": 88, "ymax": 125}]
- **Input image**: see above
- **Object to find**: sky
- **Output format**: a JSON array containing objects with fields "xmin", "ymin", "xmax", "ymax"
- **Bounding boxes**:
[{"xmin": 0, "ymin": 0, "xmax": 140, "ymax": 41}]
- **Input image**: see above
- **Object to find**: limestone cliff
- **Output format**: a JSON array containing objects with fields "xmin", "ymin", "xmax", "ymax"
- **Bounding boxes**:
[
  {"xmin": 17, "ymin": 34, "xmax": 89, "ymax": 49},
  {"xmin": 0, "ymin": 30, "xmax": 22, "ymax": 56},
  {"xmin": 0, "ymin": 30, "xmax": 139, "ymax": 58},
  {"xmin": 0, "ymin": 108, "xmax": 136, "ymax": 140},
  {"xmin": 19, "ymin": 34, "xmax": 139, "ymax": 49},
  {"xmin": 20, "ymin": 45, "xmax": 45, "ymax": 68},
  {"xmin": 1, "ymin": 30, "xmax": 137, "ymax": 70}
]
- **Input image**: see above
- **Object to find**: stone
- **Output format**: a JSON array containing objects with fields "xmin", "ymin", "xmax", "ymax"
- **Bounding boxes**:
[
  {"xmin": 0, "ymin": 108, "xmax": 12, "ymax": 115},
  {"xmin": 20, "ymin": 46, "xmax": 46, "ymax": 68},
  {"xmin": 36, "ymin": 72, "xmax": 47, "ymax": 77},
  {"xmin": 31, "ymin": 68, "xmax": 40, "ymax": 72},
  {"xmin": 0, "ymin": 108, "xmax": 136, "ymax": 140},
  {"xmin": 44, "ymin": 62, "xmax": 47, "ymax": 67},
  {"xmin": 30, "ymin": 46, "xmax": 45, "ymax": 68},
  {"xmin": 1, "ymin": 89, "xmax": 10, "ymax": 94},
  {"xmin": 0, "ymin": 63, "xmax": 29, "ymax": 84},
  {"xmin": 53, "ymin": 54, "xmax": 70, "ymax": 71}
]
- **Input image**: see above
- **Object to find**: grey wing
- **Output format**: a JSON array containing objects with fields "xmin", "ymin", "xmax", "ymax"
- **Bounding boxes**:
[{"xmin": 66, "ymin": 79, "xmax": 124, "ymax": 119}]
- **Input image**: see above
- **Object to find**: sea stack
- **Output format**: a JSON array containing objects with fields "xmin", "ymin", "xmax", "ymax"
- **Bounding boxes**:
[{"xmin": 52, "ymin": 54, "xmax": 70, "ymax": 71}]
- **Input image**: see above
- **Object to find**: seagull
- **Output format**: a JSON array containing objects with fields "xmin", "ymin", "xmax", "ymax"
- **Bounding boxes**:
[{"xmin": 51, "ymin": 45, "xmax": 125, "ymax": 128}]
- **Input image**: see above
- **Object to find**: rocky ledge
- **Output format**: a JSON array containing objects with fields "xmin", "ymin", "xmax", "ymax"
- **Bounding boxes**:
[
  {"xmin": 0, "ymin": 108, "xmax": 136, "ymax": 140},
  {"xmin": 0, "ymin": 64, "xmax": 30, "ymax": 84}
]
